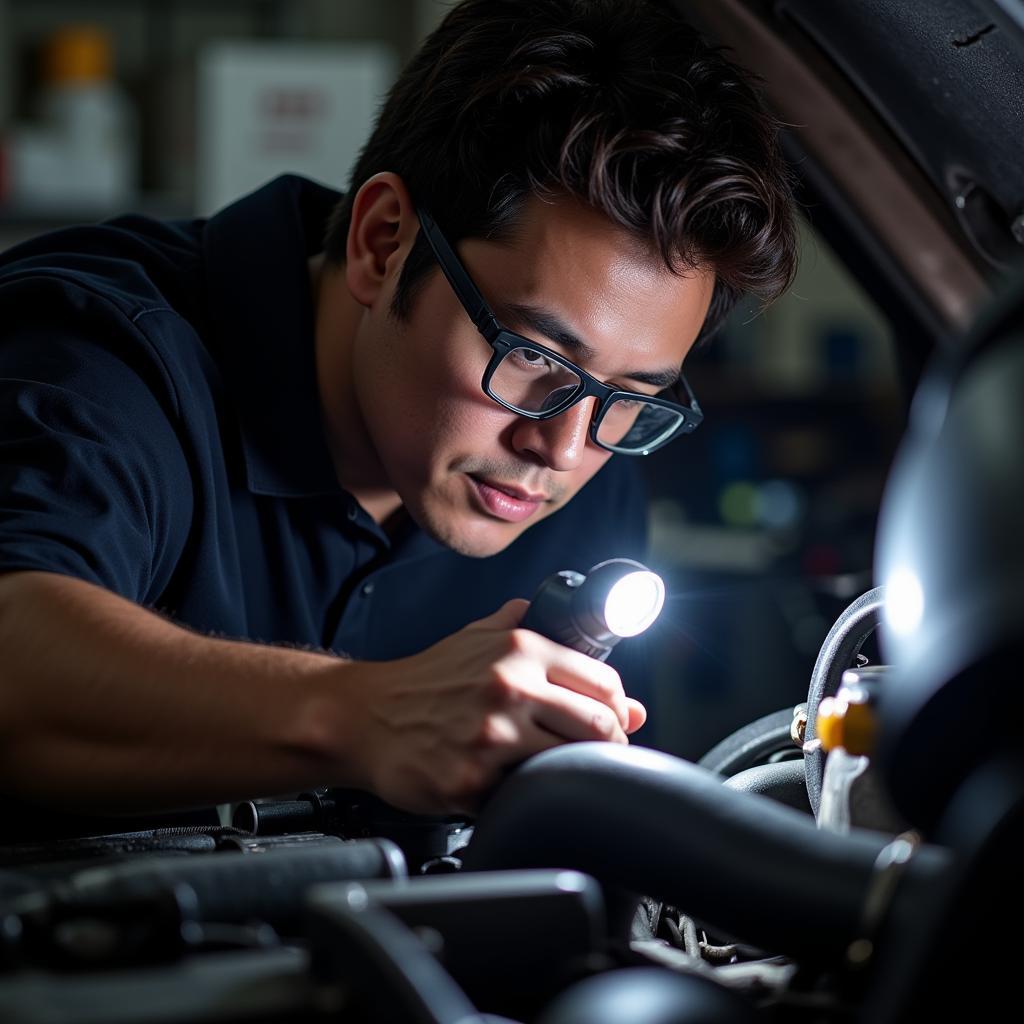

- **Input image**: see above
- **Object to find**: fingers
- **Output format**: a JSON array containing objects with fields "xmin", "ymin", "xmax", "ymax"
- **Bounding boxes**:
[
  {"xmin": 625, "ymin": 697, "xmax": 647, "ymax": 734},
  {"xmin": 530, "ymin": 637, "xmax": 630, "ymax": 731},
  {"xmin": 525, "ymin": 679, "xmax": 629, "ymax": 744},
  {"xmin": 515, "ymin": 718, "xmax": 567, "ymax": 760},
  {"xmin": 466, "ymin": 719, "xmax": 577, "ymax": 813},
  {"xmin": 355, "ymin": 607, "xmax": 645, "ymax": 816},
  {"xmin": 437, "ymin": 719, "xmax": 568, "ymax": 817},
  {"xmin": 475, "ymin": 606, "xmax": 634, "ymax": 735}
]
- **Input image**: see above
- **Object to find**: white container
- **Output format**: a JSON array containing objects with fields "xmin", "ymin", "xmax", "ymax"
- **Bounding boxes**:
[
  {"xmin": 7, "ymin": 25, "xmax": 137, "ymax": 212},
  {"xmin": 196, "ymin": 41, "xmax": 397, "ymax": 215}
]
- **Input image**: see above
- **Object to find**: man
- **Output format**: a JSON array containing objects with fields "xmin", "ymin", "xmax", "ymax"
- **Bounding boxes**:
[{"xmin": 0, "ymin": 0, "xmax": 795, "ymax": 837}]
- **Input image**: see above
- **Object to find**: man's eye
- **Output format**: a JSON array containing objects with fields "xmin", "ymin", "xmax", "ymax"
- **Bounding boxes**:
[{"xmin": 512, "ymin": 348, "xmax": 555, "ymax": 370}]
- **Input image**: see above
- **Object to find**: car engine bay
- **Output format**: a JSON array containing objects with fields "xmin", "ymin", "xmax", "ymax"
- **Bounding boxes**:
[{"xmin": 1, "ymin": 287, "xmax": 1021, "ymax": 1020}]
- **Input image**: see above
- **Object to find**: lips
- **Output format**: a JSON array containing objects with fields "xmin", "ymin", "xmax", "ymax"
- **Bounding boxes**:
[{"xmin": 468, "ymin": 475, "xmax": 548, "ymax": 523}]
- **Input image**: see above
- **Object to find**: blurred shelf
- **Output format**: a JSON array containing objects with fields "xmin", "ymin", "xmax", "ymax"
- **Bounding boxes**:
[
  {"xmin": 0, "ymin": 193, "xmax": 193, "ymax": 249},
  {"xmin": 0, "ymin": 192, "xmax": 191, "ymax": 225},
  {"xmin": 684, "ymin": 370, "xmax": 902, "ymax": 408}
]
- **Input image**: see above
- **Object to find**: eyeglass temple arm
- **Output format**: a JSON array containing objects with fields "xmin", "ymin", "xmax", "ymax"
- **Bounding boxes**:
[
  {"xmin": 677, "ymin": 372, "xmax": 703, "ymax": 420},
  {"xmin": 417, "ymin": 208, "xmax": 502, "ymax": 341}
]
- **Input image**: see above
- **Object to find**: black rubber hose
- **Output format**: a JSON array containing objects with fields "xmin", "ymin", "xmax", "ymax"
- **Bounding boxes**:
[
  {"xmin": 723, "ymin": 759, "xmax": 811, "ymax": 814},
  {"xmin": 697, "ymin": 708, "xmax": 798, "ymax": 777},
  {"xmin": 804, "ymin": 587, "xmax": 886, "ymax": 815},
  {"xmin": 56, "ymin": 839, "xmax": 407, "ymax": 933},
  {"xmin": 462, "ymin": 743, "xmax": 952, "ymax": 960}
]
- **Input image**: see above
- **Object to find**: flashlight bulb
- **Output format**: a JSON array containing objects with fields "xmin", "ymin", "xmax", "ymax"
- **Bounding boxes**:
[
  {"xmin": 603, "ymin": 570, "xmax": 665, "ymax": 637},
  {"xmin": 520, "ymin": 557, "xmax": 665, "ymax": 661}
]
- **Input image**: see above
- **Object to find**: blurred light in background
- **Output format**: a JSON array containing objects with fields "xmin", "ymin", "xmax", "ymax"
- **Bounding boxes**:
[{"xmin": 884, "ymin": 567, "xmax": 924, "ymax": 636}]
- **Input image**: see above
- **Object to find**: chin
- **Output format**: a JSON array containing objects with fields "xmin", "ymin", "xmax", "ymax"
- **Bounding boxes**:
[
  {"xmin": 432, "ymin": 517, "xmax": 524, "ymax": 558},
  {"xmin": 412, "ymin": 500, "xmax": 529, "ymax": 558}
]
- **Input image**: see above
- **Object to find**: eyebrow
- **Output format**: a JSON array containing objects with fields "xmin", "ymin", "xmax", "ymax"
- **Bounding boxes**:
[{"xmin": 495, "ymin": 301, "xmax": 683, "ymax": 390}]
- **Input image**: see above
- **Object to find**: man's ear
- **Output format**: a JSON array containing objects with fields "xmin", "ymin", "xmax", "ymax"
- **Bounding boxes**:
[{"xmin": 345, "ymin": 172, "xmax": 419, "ymax": 309}]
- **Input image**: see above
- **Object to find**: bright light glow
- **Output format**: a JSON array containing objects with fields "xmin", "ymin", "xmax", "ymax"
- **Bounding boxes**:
[
  {"xmin": 603, "ymin": 571, "xmax": 665, "ymax": 637},
  {"xmin": 885, "ymin": 567, "xmax": 925, "ymax": 636},
  {"xmin": 555, "ymin": 871, "xmax": 589, "ymax": 894}
]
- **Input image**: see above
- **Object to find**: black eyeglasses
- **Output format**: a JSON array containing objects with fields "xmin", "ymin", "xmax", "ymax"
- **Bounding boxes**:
[{"xmin": 416, "ymin": 208, "xmax": 704, "ymax": 456}]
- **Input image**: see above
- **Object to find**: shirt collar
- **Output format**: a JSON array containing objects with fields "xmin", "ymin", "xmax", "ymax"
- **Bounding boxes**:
[{"xmin": 202, "ymin": 174, "xmax": 342, "ymax": 498}]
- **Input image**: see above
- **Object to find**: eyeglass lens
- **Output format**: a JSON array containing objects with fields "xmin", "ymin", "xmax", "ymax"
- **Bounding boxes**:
[{"xmin": 488, "ymin": 344, "xmax": 686, "ymax": 452}]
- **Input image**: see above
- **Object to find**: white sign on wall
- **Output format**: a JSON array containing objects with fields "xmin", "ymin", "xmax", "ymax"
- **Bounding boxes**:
[{"xmin": 197, "ymin": 42, "xmax": 397, "ymax": 215}]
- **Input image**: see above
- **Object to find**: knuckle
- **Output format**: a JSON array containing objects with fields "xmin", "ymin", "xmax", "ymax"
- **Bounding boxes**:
[
  {"xmin": 487, "ymin": 659, "xmax": 532, "ymax": 706},
  {"xmin": 475, "ymin": 714, "xmax": 516, "ymax": 750},
  {"xmin": 598, "ymin": 662, "xmax": 624, "ymax": 694},
  {"xmin": 443, "ymin": 758, "xmax": 488, "ymax": 806},
  {"xmin": 592, "ymin": 674, "xmax": 619, "ymax": 704},
  {"xmin": 582, "ymin": 665, "xmax": 624, "ymax": 713},
  {"xmin": 590, "ymin": 708, "xmax": 617, "ymax": 739},
  {"xmin": 486, "ymin": 669, "xmax": 520, "ymax": 705},
  {"xmin": 505, "ymin": 628, "xmax": 534, "ymax": 656}
]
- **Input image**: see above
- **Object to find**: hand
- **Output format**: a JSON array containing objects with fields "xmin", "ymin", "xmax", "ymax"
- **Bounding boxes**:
[{"xmin": 344, "ymin": 599, "xmax": 647, "ymax": 815}]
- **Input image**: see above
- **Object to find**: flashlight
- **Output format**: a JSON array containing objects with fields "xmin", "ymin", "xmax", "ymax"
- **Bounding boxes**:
[{"xmin": 520, "ymin": 558, "xmax": 665, "ymax": 661}]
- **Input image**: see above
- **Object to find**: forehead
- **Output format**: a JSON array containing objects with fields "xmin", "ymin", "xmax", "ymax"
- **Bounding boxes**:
[{"xmin": 460, "ymin": 196, "xmax": 715, "ymax": 373}]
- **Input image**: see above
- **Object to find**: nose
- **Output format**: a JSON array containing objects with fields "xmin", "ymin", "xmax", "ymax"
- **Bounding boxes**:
[{"xmin": 511, "ymin": 396, "xmax": 597, "ymax": 471}]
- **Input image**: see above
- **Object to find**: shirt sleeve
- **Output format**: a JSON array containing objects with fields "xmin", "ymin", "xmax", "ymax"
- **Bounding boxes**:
[{"xmin": 0, "ymin": 277, "xmax": 194, "ymax": 604}]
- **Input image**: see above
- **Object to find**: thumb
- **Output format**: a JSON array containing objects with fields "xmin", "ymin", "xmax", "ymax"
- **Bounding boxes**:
[{"xmin": 475, "ymin": 597, "xmax": 530, "ymax": 630}]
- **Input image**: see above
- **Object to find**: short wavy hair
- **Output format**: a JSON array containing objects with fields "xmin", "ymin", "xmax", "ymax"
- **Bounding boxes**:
[{"xmin": 324, "ymin": 0, "xmax": 797, "ymax": 342}]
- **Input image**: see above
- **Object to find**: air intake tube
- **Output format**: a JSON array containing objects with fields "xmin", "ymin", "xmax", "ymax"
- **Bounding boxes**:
[{"xmin": 463, "ymin": 743, "xmax": 952, "ymax": 960}]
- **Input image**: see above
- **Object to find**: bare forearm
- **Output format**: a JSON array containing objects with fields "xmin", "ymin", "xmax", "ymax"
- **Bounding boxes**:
[
  {"xmin": 0, "ymin": 571, "xmax": 364, "ymax": 814},
  {"xmin": 0, "ymin": 571, "xmax": 644, "ymax": 820}
]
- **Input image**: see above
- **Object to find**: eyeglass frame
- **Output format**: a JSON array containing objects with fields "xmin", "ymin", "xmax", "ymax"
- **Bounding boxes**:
[{"xmin": 416, "ymin": 207, "xmax": 704, "ymax": 456}]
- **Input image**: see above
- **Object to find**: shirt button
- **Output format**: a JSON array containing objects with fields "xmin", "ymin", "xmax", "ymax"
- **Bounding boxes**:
[
  {"xmin": 361, "ymin": 582, "xmax": 375, "ymax": 597},
  {"xmin": 346, "ymin": 503, "xmax": 359, "ymax": 521}
]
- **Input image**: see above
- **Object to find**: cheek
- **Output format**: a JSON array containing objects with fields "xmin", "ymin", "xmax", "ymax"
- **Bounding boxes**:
[
  {"xmin": 383, "ymin": 353, "xmax": 507, "ymax": 471},
  {"xmin": 409, "ymin": 349, "xmax": 490, "ymax": 430},
  {"xmin": 361, "ymin": 317, "xmax": 464, "ymax": 417},
  {"xmin": 402, "ymin": 314, "xmax": 485, "ymax": 402},
  {"xmin": 426, "ymin": 396, "xmax": 518, "ymax": 468},
  {"xmin": 578, "ymin": 446, "xmax": 615, "ymax": 487}
]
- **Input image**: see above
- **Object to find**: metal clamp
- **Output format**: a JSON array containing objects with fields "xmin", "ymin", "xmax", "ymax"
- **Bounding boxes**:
[{"xmin": 847, "ymin": 830, "xmax": 921, "ymax": 966}]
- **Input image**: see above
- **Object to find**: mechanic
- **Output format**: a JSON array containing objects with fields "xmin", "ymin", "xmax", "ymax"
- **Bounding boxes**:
[{"xmin": 0, "ymin": 0, "xmax": 796, "ymax": 838}]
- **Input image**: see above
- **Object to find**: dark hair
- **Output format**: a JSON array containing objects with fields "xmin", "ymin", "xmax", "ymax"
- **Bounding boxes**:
[{"xmin": 324, "ymin": 0, "xmax": 797, "ymax": 342}]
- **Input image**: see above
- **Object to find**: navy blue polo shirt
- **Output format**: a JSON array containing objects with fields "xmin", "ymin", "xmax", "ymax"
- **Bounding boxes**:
[{"xmin": 0, "ymin": 174, "xmax": 649, "ymax": 690}]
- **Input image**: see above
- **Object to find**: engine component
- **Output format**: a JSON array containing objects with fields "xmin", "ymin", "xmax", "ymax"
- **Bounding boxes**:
[
  {"xmin": 535, "ymin": 966, "xmax": 760, "ymax": 1024},
  {"xmin": 815, "ymin": 665, "xmax": 885, "ymax": 757},
  {"xmin": 307, "ymin": 881, "xmax": 522, "ymax": 1024},
  {"xmin": 697, "ymin": 708, "xmax": 802, "ymax": 778},
  {"xmin": 309, "ymin": 870, "xmax": 605, "ymax": 1019},
  {"xmin": 2, "ymin": 839, "xmax": 406, "ymax": 970},
  {"xmin": 722, "ymin": 759, "xmax": 810, "ymax": 814},
  {"xmin": 876, "ymin": 279, "xmax": 1024, "ymax": 834},
  {"xmin": 462, "ymin": 742, "xmax": 953, "ymax": 961},
  {"xmin": 234, "ymin": 789, "xmax": 470, "ymax": 875},
  {"xmin": 803, "ymin": 588, "xmax": 887, "ymax": 815}
]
